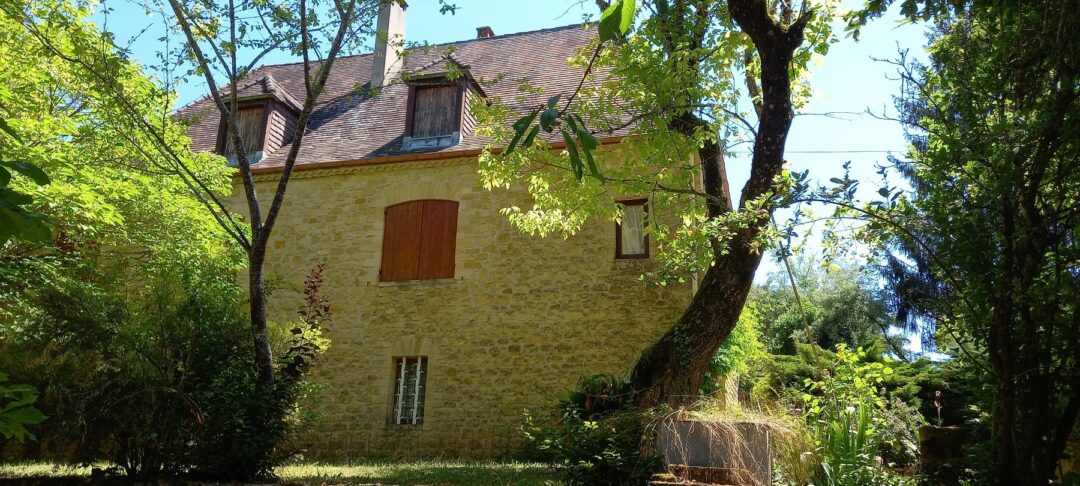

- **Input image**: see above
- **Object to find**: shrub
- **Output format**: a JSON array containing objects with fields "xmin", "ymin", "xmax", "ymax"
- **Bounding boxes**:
[
  {"xmin": 522, "ymin": 375, "xmax": 659, "ymax": 486},
  {"xmin": 702, "ymin": 305, "xmax": 767, "ymax": 396},
  {"xmin": 0, "ymin": 372, "xmax": 45, "ymax": 441},
  {"xmin": 801, "ymin": 346, "xmax": 919, "ymax": 485},
  {"xmin": 0, "ymin": 259, "xmax": 330, "ymax": 481}
]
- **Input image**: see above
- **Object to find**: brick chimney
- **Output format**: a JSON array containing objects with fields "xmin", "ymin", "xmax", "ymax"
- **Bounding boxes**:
[
  {"xmin": 476, "ymin": 26, "xmax": 495, "ymax": 39},
  {"xmin": 372, "ymin": 1, "xmax": 407, "ymax": 88}
]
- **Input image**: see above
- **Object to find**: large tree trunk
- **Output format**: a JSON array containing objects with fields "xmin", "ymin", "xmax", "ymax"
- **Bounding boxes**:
[
  {"xmin": 629, "ymin": 0, "xmax": 811, "ymax": 407},
  {"xmin": 629, "ymin": 231, "xmax": 766, "ymax": 406}
]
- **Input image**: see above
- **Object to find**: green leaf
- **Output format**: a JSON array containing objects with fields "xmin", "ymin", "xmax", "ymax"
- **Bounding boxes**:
[
  {"xmin": 0, "ymin": 188, "xmax": 33, "ymax": 206},
  {"xmin": 0, "ymin": 118, "xmax": 21, "ymax": 142},
  {"xmin": 547, "ymin": 94, "xmax": 561, "ymax": 110},
  {"xmin": 3, "ymin": 161, "xmax": 50, "ymax": 186},
  {"xmin": 598, "ymin": 0, "xmax": 636, "ymax": 42},
  {"xmin": 522, "ymin": 125, "xmax": 541, "ymax": 149},
  {"xmin": 829, "ymin": 177, "xmax": 844, "ymax": 184},
  {"xmin": 505, "ymin": 109, "xmax": 540, "ymax": 155},
  {"xmin": 574, "ymin": 115, "xmax": 599, "ymax": 150},
  {"xmin": 561, "ymin": 129, "xmax": 583, "ymax": 180},
  {"xmin": 0, "ymin": 167, "xmax": 10, "ymax": 188},
  {"xmin": 540, "ymin": 108, "xmax": 559, "ymax": 133},
  {"xmin": 581, "ymin": 143, "xmax": 602, "ymax": 181}
]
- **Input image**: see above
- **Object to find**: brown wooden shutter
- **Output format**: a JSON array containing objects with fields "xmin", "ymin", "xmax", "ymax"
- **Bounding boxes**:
[
  {"xmin": 412, "ymin": 85, "xmax": 459, "ymax": 138},
  {"xmin": 417, "ymin": 200, "xmax": 458, "ymax": 279},
  {"xmin": 224, "ymin": 106, "xmax": 266, "ymax": 157},
  {"xmin": 380, "ymin": 201, "xmax": 424, "ymax": 281}
]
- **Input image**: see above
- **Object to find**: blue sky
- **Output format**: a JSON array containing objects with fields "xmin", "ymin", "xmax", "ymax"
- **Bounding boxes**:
[{"xmin": 95, "ymin": 0, "xmax": 927, "ymax": 282}]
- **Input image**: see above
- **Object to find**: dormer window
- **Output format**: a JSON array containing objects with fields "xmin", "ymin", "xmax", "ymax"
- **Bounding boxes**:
[
  {"xmin": 219, "ymin": 104, "xmax": 267, "ymax": 166},
  {"xmin": 412, "ymin": 85, "xmax": 458, "ymax": 138},
  {"xmin": 401, "ymin": 68, "xmax": 485, "ymax": 152},
  {"xmin": 404, "ymin": 80, "xmax": 463, "ymax": 151}
]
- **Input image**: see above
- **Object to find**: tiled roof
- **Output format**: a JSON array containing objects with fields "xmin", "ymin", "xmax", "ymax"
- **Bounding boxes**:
[
  {"xmin": 178, "ymin": 23, "xmax": 614, "ymax": 171},
  {"xmin": 229, "ymin": 74, "xmax": 303, "ymax": 112}
]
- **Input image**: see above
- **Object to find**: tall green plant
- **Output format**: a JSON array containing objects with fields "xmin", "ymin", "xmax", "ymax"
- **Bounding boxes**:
[
  {"xmin": 0, "ymin": 372, "xmax": 45, "ymax": 442},
  {"xmin": 802, "ymin": 346, "xmax": 911, "ymax": 486}
]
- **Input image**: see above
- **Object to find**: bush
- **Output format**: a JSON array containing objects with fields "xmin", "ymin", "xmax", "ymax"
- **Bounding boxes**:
[
  {"xmin": 702, "ymin": 305, "xmax": 767, "ymax": 396},
  {"xmin": 0, "ymin": 258, "xmax": 330, "ymax": 481},
  {"xmin": 0, "ymin": 372, "xmax": 45, "ymax": 442},
  {"xmin": 801, "ymin": 346, "xmax": 919, "ymax": 486},
  {"xmin": 522, "ymin": 375, "xmax": 659, "ymax": 486}
]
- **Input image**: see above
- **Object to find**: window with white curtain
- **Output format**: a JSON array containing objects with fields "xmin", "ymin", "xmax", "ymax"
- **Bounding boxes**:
[{"xmin": 616, "ymin": 199, "xmax": 648, "ymax": 259}]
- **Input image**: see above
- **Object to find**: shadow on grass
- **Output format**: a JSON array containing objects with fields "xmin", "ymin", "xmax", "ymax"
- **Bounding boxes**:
[
  {"xmin": 0, "ymin": 461, "xmax": 559, "ymax": 485},
  {"xmin": 274, "ymin": 461, "xmax": 557, "ymax": 486}
]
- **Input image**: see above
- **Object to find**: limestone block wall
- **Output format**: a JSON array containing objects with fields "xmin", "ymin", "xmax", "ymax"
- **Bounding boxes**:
[{"xmin": 241, "ymin": 156, "xmax": 691, "ymax": 458}]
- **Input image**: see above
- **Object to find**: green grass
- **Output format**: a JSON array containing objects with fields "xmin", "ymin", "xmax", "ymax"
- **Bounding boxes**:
[
  {"xmin": 0, "ymin": 462, "xmax": 97, "ymax": 478},
  {"xmin": 0, "ymin": 460, "xmax": 560, "ymax": 485}
]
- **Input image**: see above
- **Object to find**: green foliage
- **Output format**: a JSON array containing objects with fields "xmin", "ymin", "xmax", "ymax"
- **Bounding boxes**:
[
  {"xmin": 0, "ymin": 261, "xmax": 329, "ymax": 480},
  {"xmin": 0, "ymin": 372, "xmax": 45, "ymax": 442},
  {"xmin": 749, "ymin": 259, "xmax": 904, "ymax": 357},
  {"xmin": 522, "ymin": 375, "xmax": 658, "ymax": 486},
  {"xmin": 0, "ymin": 116, "xmax": 51, "ymax": 247},
  {"xmin": 801, "ymin": 346, "xmax": 918, "ymax": 486},
  {"xmin": 702, "ymin": 304, "xmax": 766, "ymax": 394},
  {"xmin": 0, "ymin": 4, "xmax": 332, "ymax": 480},
  {"xmin": 809, "ymin": 0, "xmax": 1080, "ymax": 479},
  {"xmin": 0, "ymin": 0, "xmax": 239, "ymax": 269},
  {"xmin": 475, "ymin": 1, "xmax": 840, "ymax": 285},
  {"xmin": 750, "ymin": 343, "xmax": 931, "ymax": 473}
]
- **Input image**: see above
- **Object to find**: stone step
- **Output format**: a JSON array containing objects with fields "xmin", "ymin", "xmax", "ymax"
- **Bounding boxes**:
[{"xmin": 651, "ymin": 465, "xmax": 759, "ymax": 486}]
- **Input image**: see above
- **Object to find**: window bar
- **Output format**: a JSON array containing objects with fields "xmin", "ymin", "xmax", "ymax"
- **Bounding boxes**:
[
  {"xmin": 411, "ymin": 359, "xmax": 423, "ymax": 425},
  {"xmin": 395, "ymin": 359, "xmax": 406, "ymax": 425}
]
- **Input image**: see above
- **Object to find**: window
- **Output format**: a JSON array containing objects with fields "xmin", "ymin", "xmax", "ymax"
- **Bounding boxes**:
[
  {"xmin": 615, "ymin": 199, "xmax": 648, "ymax": 259},
  {"xmin": 391, "ymin": 356, "xmax": 427, "ymax": 426},
  {"xmin": 221, "ymin": 105, "xmax": 266, "ymax": 165},
  {"xmin": 403, "ymin": 82, "xmax": 463, "ymax": 150},
  {"xmin": 380, "ymin": 200, "xmax": 459, "ymax": 281},
  {"xmin": 412, "ymin": 85, "xmax": 458, "ymax": 138}
]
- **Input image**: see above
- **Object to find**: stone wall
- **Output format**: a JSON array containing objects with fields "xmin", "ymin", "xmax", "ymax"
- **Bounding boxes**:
[{"xmin": 241, "ymin": 156, "xmax": 691, "ymax": 459}]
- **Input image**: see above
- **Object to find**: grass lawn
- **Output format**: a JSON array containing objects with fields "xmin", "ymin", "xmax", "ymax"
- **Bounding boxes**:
[{"xmin": 0, "ymin": 460, "xmax": 560, "ymax": 485}]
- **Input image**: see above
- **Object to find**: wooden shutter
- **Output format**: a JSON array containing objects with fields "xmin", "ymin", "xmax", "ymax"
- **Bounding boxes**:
[
  {"xmin": 412, "ymin": 85, "xmax": 459, "ymax": 138},
  {"xmin": 417, "ymin": 200, "xmax": 458, "ymax": 279},
  {"xmin": 380, "ymin": 201, "xmax": 424, "ymax": 281},
  {"xmin": 224, "ymin": 106, "xmax": 266, "ymax": 157}
]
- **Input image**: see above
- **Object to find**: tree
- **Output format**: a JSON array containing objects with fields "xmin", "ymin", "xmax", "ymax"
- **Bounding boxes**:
[
  {"xmin": 749, "ymin": 257, "xmax": 908, "ymax": 358},
  {"xmin": 0, "ymin": 0, "xmax": 238, "ymax": 313},
  {"xmin": 3, "ymin": 0, "xmax": 389, "ymax": 392},
  {"xmin": 478, "ymin": 0, "xmax": 837, "ymax": 406},
  {"xmin": 162, "ymin": 0, "xmax": 387, "ymax": 392},
  {"xmin": 823, "ymin": 1, "xmax": 1080, "ymax": 482}
]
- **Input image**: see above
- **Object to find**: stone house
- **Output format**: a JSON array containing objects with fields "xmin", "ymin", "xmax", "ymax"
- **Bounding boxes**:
[{"xmin": 180, "ymin": 3, "xmax": 691, "ymax": 458}]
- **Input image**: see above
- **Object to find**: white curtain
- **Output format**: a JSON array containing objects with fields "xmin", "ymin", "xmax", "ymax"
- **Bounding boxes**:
[{"xmin": 621, "ymin": 204, "xmax": 645, "ymax": 255}]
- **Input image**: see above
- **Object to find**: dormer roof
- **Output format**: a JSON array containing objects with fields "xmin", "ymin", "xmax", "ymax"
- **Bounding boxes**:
[
  {"xmin": 226, "ymin": 74, "xmax": 303, "ymax": 112},
  {"xmin": 177, "ymin": 23, "xmax": 620, "ymax": 171}
]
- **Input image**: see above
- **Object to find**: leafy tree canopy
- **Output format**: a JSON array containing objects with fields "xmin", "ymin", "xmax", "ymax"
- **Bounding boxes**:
[{"xmin": 0, "ymin": 0, "xmax": 241, "ymax": 322}]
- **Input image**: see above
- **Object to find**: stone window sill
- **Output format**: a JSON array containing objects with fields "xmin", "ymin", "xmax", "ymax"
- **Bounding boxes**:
[{"xmin": 376, "ymin": 277, "xmax": 461, "ymax": 287}]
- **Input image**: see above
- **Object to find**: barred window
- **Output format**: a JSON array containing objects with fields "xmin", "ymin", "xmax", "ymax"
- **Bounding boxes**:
[{"xmin": 392, "ymin": 356, "xmax": 428, "ymax": 426}]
